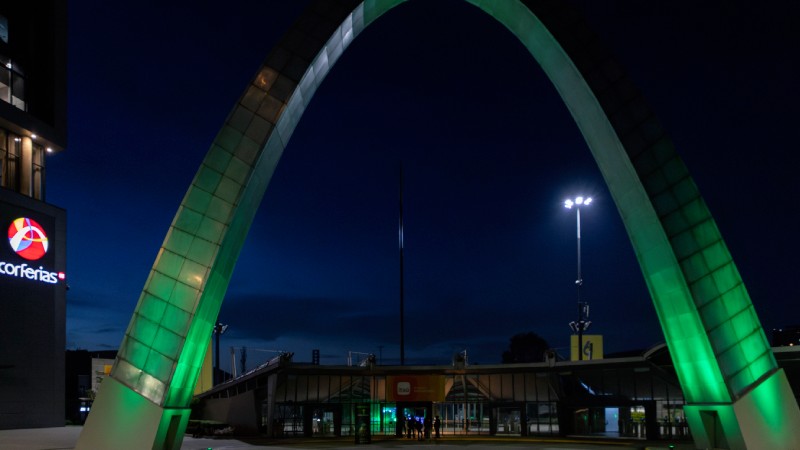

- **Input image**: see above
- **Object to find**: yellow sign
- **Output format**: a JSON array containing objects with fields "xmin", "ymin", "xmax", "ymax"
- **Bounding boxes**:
[{"xmin": 570, "ymin": 334, "xmax": 603, "ymax": 361}]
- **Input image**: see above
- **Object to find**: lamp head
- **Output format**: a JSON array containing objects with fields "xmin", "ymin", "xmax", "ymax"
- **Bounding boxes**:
[{"xmin": 565, "ymin": 196, "xmax": 592, "ymax": 209}]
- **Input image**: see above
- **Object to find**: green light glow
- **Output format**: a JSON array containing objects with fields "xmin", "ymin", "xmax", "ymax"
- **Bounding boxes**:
[{"xmin": 79, "ymin": 1, "xmax": 798, "ymax": 449}]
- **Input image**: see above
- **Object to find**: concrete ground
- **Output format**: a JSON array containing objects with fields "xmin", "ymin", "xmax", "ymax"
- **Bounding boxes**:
[{"xmin": 0, "ymin": 426, "xmax": 696, "ymax": 450}]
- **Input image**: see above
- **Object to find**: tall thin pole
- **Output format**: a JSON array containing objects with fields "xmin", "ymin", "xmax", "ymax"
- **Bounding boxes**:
[
  {"xmin": 214, "ymin": 323, "xmax": 221, "ymax": 385},
  {"xmin": 399, "ymin": 163, "xmax": 405, "ymax": 365},
  {"xmin": 565, "ymin": 196, "xmax": 591, "ymax": 361},
  {"xmin": 212, "ymin": 323, "xmax": 229, "ymax": 383},
  {"xmin": 576, "ymin": 208, "xmax": 581, "ymax": 284},
  {"xmin": 576, "ymin": 208, "xmax": 583, "ymax": 360}
]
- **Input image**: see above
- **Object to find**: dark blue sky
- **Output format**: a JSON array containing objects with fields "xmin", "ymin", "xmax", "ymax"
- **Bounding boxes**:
[{"xmin": 53, "ymin": 1, "xmax": 800, "ymax": 368}]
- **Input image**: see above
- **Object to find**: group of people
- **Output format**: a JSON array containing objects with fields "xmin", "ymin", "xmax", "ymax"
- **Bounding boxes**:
[{"xmin": 400, "ymin": 415, "xmax": 441, "ymax": 440}]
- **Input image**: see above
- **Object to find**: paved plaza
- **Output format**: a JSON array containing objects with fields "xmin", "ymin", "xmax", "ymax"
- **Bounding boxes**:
[{"xmin": 0, "ymin": 426, "xmax": 696, "ymax": 450}]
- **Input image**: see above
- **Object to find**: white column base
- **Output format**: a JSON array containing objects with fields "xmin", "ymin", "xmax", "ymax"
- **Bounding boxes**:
[
  {"xmin": 685, "ymin": 369, "xmax": 800, "ymax": 450},
  {"xmin": 76, "ymin": 377, "xmax": 191, "ymax": 450}
]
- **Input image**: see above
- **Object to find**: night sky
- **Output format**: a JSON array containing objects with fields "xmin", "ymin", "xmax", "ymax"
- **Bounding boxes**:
[{"xmin": 53, "ymin": 1, "xmax": 800, "ymax": 368}]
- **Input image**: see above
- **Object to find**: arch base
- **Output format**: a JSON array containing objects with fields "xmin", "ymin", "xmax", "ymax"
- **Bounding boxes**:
[
  {"xmin": 76, "ymin": 377, "xmax": 190, "ymax": 450},
  {"xmin": 684, "ymin": 369, "xmax": 800, "ymax": 450}
]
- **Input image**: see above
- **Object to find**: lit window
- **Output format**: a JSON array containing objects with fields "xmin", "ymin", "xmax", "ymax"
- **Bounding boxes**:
[{"xmin": 0, "ymin": 54, "xmax": 25, "ymax": 111}]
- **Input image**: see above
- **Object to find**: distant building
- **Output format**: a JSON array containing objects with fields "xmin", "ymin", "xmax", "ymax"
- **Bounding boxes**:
[
  {"xmin": 64, "ymin": 350, "xmax": 92, "ymax": 425},
  {"xmin": 0, "ymin": 0, "xmax": 67, "ymax": 429},
  {"xmin": 773, "ymin": 326, "xmax": 800, "ymax": 347},
  {"xmin": 65, "ymin": 350, "xmax": 117, "ymax": 424}
]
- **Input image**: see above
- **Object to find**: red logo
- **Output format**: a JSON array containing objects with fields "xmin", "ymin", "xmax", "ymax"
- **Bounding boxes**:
[{"xmin": 8, "ymin": 217, "xmax": 49, "ymax": 260}]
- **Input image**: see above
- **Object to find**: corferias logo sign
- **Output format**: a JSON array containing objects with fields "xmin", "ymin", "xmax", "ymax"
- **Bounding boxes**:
[
  {"xmin": 1, "ymin": 217, "xmax": 61, "ymax": 284},
  {"xmin": 8, "ymin": 217, "xmax": 49, "ymax": 260}
]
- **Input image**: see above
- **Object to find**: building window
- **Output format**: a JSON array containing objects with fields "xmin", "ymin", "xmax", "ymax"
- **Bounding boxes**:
[
  {"xmin": 3, "ymin": 133, "xmax": 20, "ymax": 190},
  {"xmin": 32, "ymin": 143, "xmax": 44, "ymax": 200},
  {"xmin": 0, "ymin": 60, "xmax": 9, "ymax": 104},
  {"xmin": 0, "ymin": 55, "xmax": 25, "ymax": 111}
]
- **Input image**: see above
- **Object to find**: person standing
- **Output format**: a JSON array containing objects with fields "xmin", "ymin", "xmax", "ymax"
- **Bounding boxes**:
[
  {"xmin": 433, "ymin": 415, "xmax": 441, "ymax": 438},
  {"xmin": 398, "ymin": 414, "xmax": 405, "ymax": 438}
]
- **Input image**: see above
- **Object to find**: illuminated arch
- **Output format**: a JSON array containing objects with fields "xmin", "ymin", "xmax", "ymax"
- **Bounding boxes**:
[{"xmin": 78, "ymin": 1, "xmax": 800, "ymax": 449}]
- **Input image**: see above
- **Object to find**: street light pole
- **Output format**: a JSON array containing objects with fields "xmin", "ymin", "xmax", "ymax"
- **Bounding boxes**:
[
  {"xmin": 565, "ymin": 196, "xmax": 592, "ymax": 360},
  {"xmin": 214, "ymin": 322, "xmax": 228, "ymax": 385}
]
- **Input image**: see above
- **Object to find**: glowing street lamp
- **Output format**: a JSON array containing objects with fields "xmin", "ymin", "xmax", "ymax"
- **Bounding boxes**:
[{"xmin": 565, "ymin": 196, "xmax": 592, "ymax": 360}]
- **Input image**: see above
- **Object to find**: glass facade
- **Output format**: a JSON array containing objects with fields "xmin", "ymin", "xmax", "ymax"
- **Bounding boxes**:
[
  {"xmin": 0, "ymin": 2, "xmax": 66, "ymax": 201},
  {"xmin": 0, "ymin": 54, "xmax": 25, "ymax": 111},
  {"xmin": 32, "ymin": 142, "xmax": 44, "ymax": 199},
  {"xmin": 199, "ymin": 347, "xmax": 693, "ymax": 442},
  {"xmin": 0, "ymin": 12, "xmax": 26, "ymax": 111},
  {"xmin": 0, "ymin": 128, "xmax": 46, "ymax": 200}
]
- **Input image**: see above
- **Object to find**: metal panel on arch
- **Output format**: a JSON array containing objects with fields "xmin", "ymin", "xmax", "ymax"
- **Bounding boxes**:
[{"xmin": 77, "ymin": 1, "xmax": 800, "ymax": 449}]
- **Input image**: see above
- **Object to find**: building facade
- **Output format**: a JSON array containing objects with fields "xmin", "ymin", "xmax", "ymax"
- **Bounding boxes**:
[
  {"xmin": 195, "ymin": 345, "xmax": 800, "ymax": 442},
  {"xmin": 195, "ymin": 345, "xmax": 699, "ymax": 441},
  {"xmin": 0, "ymin": 0, "xmax": 67, "ymax": 429}
]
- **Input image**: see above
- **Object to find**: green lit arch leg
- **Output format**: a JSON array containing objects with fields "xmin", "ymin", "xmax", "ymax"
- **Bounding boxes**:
[{"xmin": 77, "ymin": 1, "xmax": 800, "ymax": 449}]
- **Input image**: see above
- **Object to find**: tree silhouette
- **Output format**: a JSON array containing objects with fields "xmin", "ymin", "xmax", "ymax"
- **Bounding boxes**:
[{"xmin": 501, "ymin": 332, "xmax": 550, "ymax": 363}]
